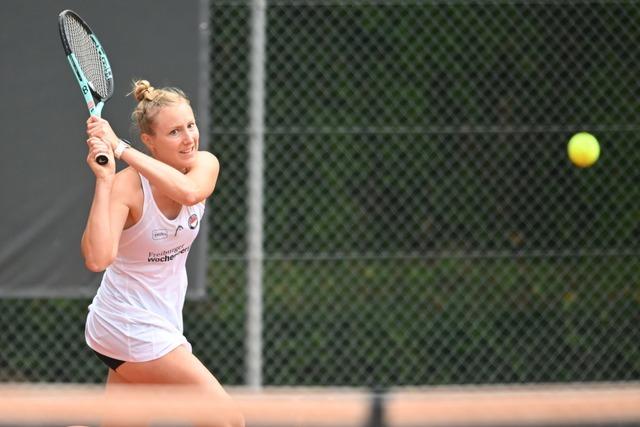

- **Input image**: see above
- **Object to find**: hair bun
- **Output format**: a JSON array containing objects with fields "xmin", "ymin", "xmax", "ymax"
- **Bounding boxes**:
[
  {"xmin": 133, "ymin": 80, "xmax": 156, "ymax": 102},
  {"xmin": 130, "ymin": 81, "xmax": 190, "ymax": 134}
]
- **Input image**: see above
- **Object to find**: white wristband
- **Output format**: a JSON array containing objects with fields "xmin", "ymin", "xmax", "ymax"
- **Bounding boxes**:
[{"xmin": 114, "ymin": 139, "xmax": 131, "ymax": 159}]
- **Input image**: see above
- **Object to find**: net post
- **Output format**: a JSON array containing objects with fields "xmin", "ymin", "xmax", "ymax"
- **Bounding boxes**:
[{"xmin": 366, "ymin": 387, "xmax": 387, "ymax": 427}]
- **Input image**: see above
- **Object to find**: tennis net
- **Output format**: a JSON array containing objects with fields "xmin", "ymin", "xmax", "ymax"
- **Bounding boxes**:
[{"xmin": 0, "ymin": 382, "xmax": 638, "ymax": 426}]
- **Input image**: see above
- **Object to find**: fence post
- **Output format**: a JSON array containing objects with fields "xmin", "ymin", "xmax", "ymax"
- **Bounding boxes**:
[{"xmin": 246, "ymin": 0, "xmax": 268, "ymax": 389}]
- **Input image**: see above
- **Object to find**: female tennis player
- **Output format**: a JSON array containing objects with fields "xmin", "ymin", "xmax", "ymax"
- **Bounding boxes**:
[{"xmin": 82, "ymin": 80, "xmax": 243, "ymax": 427}]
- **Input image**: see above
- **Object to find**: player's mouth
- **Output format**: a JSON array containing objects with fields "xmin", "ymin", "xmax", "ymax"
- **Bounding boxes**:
[{"xmin": 179, "ymin": 146, "xmax": 195, "ymax": 154}]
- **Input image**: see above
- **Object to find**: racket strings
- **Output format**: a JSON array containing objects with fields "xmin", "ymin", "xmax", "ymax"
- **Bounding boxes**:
[{"xmin": 62, "ymin": 15, "xmax": 111, "ymax": 99}]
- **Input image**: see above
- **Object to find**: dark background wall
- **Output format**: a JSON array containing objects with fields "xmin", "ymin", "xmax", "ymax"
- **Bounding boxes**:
[{"xmin": 0, "ymin": 0, "xmax": 207, "ymax": 297}]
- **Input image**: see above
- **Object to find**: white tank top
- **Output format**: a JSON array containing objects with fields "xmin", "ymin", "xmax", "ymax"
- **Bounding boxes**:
[{"xmin": 85, "ymin": 173, "xmax": 205, "ymax": 362}]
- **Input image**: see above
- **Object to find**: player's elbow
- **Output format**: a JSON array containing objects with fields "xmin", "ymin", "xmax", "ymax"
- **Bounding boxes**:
[
  {"xmin": 84, "ymin": 254, "xmax": 114, "ymax": 272},
  {"xmin": 180, "ymin": 190, "xmax": 203, "ymax": 206},
  {"xmin": 85, "ymin": 259, "xmax": 108, "ymax": 272}
]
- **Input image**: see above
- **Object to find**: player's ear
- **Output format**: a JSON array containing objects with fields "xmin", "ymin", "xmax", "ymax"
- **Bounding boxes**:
[
  {"xmin": 141, "ymin": 132, "xmax": 152, "ymax": 146},
  {"xmin": 141, "ymin": 133, "xmax": 155, "ymax": 154}
]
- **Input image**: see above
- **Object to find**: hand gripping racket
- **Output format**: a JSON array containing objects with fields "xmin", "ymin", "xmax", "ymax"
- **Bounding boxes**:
[{"xmin": 58, "ymin": 10, "xmax": 114, "ymax": 165}]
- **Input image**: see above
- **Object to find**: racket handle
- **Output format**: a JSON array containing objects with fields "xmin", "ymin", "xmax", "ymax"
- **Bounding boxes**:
[{"xmin": 95, "ymin": 153, "xmax": 109, "ymax": 165}]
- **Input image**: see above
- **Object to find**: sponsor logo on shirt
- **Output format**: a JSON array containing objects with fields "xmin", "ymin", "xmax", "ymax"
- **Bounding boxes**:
[
  {"xmin": 148, "ymin": 244, "xmax": 191, "ymax": 263},
  {"xmin": 152, "ymin": 229, "xmax": 169, "ymax": 240},
  {"xmin": 188, "ymin": 213, "xmax": 199, "ymax": 229}
]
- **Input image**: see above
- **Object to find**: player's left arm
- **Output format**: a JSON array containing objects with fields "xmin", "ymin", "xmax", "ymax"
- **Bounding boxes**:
[
  {"xmin": 86, "ymin": 116, "xmax": 219, "ymax": 205},
  {"xmin": 121, "ymin": 148, "xmax": 220, "ymax": 206}
]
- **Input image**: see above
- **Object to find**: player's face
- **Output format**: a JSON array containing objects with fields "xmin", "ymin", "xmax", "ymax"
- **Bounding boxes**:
[{"xmin": 143, "ymin": 101, "xmax": 199, "ymax": 171}]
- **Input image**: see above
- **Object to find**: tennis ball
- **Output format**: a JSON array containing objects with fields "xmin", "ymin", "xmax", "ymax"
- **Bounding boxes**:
[{"xmin": 567, "ymin": 132, "xmax": 600, "ymax": 168}]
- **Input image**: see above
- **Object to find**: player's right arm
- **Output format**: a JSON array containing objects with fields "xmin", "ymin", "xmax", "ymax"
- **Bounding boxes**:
[{"xmin": 81, "ymin": 137, "xmax": 130, "ymax": 272}]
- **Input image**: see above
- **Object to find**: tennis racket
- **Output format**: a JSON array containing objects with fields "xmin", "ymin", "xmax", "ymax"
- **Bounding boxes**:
[{"xmin": 58, "ymin": 10, "xmax": 114, "ymax": 165}]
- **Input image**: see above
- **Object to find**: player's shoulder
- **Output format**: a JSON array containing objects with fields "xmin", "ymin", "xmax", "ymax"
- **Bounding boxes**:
[
  {"xmin": 114, "ymin": 166, "xmax": 140, "ymax": 185},
  {"xmin": 112, "ymin": 167, "xmax": 142, "ymax": 198},
  {"xmin": 197, "ymin": 150, "xmax": 218, "ymax": 162},
  {"xmin": 196, "ymin": 150, "xmax": 219, "ymax": 170}
]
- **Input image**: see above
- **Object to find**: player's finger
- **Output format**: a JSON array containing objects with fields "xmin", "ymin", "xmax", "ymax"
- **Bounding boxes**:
[
  {"xmin": 87, "ymin": 137, "xmax": 108, "ymax": 151},
  {"xmin": 88, "ymin": 144, "xmax": 110, "ymax": 160},
  {"xmin": 94, "ymin": 126, "xmax": 109, "ymax": 139},
  {"xmin": 86, "ymin": 124, "xmax": 102, "ymax": 138}
]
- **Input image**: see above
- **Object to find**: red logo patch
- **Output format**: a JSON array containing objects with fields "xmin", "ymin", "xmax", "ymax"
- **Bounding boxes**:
[{"xmin": 188, "ymin": 213, "xmax": 199, "ymax": 229}]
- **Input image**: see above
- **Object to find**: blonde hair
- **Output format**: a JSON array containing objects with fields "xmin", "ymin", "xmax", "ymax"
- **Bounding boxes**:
[{"xmin": 130, "ymin": 79, "xmax": 190, "ymax": 134}]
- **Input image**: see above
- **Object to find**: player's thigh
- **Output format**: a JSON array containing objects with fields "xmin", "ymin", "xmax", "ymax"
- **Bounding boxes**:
[
  {"xmin": 106, "ymin": 368, "xmax": 128, "ymax": 386},
  {"xmin": 102, "ymin": 369, "xmax": 143, "ymax": 427},
  {"xmin": 116, "ymin": 347, "xmax": 244, "ymax": 426},
  {"xmin": 105, "ymin": 367, "xmax": 129, "ymax": 396},
  {"xmin": 116, "ymin": 345, "xmax": 228, "ymax": 396}
]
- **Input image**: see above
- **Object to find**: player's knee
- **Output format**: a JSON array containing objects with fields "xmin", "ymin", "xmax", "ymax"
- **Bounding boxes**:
[
  {"xmin": 227, "ymin": 408, "xmax": 245, "ymax": 427},
  {"xmin": 222, "ymin": 399, "xmax": 245, "ymax": 427},
  {"xmin": 218, "ymin": 395, "xmax": 244, "ymax": 427},
  {"xmin": 205, "ymin": 404, "xmax": 243, "ymax": 427},
  {"xmin": 199, "ymin": 387, "xmax": 243, "ymax": 427}
]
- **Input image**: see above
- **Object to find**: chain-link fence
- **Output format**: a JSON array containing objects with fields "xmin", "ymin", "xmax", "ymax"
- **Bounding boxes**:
[{"xmin": 1, "ymin": 0, "xmax": 639, "ymax": 387}]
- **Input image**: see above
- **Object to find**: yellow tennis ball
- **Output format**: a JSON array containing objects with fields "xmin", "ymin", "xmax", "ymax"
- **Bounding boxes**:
[{"xmin": 568, "ymin": 132, "xmax": 600, "ymax": 168}]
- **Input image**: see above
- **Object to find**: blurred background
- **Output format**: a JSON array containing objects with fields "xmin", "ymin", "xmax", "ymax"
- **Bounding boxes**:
[{"xmin": 1, "ymin": 0, "xmax": 639, "ymax": 403}]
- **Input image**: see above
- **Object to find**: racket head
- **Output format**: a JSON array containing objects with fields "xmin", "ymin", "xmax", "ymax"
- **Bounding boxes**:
[{"xmin": 58, "ymin": 10, "xmax": 114, "ymax": 104}]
